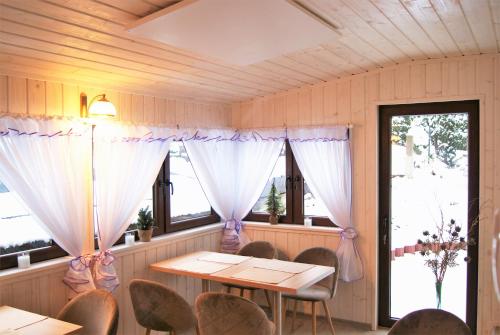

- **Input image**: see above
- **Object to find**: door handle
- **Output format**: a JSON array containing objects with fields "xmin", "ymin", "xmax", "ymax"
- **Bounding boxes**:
[{"xmin": 383, "ymin": 217, "xmax": 388, "ymax": 246}]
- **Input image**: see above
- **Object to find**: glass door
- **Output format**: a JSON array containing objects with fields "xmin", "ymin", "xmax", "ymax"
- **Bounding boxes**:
[{"xmin": 378, "ymin": 101, "xmax": 479, "ymax": 333}]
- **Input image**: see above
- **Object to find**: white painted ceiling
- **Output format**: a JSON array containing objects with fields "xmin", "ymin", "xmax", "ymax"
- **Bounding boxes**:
[{"xmin": 127, "ymin": 0, "xmax": 340, "ymax": 66}]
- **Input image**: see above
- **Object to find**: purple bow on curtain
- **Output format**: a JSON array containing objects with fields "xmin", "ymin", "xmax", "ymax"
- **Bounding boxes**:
[
  {"xmin": 221, "ymin": 218, "xmax": 243, "ymax": 254},
  {"xmin": 93, "ymin": 250, "xmax": 119, "ymax": 292},
  {"xmin": 63, "ymin": 254, "xmax": 96, "ymax": 294}
]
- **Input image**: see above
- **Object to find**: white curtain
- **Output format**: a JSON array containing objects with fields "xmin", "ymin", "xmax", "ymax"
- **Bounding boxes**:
[
  {"xmin": 183, "ymin": 129, "xmax": 285, "ymax": 253},
  {"xmin": 288, "ymin": 126, "xmax": 363, "ymax": 282},
  {"xmin": 92, "ymin": 123, "xmax": 174, "ymax": 291},
  {"xmin": 0, "ymin": 117, "xmax": 95, "ymax": 293}
]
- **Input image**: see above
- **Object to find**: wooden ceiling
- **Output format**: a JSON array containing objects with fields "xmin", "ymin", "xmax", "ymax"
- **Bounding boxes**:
[{"xmin": 0, "ymin": 0, "xmax": 499, "ymax": 104}]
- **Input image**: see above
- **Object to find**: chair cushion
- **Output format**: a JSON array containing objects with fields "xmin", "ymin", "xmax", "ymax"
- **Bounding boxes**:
[{"xmin": 283, "ymin": 285, "xmax": 332, "ymax": 301}]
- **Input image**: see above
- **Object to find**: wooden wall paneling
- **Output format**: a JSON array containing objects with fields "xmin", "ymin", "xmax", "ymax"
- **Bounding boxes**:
[
  {"xmin": 27, "ymin": 79, "xmax": 46, "ymax": 116},
  {"xmin": 350, "ymin": 75, "xmax": 367, "ymax": 323},
  {"xmin": 379, "ymin": 69, "xmax": 395, "ymax": 101},
  {"xmin": 131, "ymin": 94, "xmax": 145, "ymax": 124},
  {"xmin": 62, "ymin": 84, "xmax": 80, "ymax": 118},
  {"xmin": 476, "ymin": 55, "xmax": 495, "ymax": 329},
  {"xmin": 45, "ymin": 82, "xmax": 63, "ymax": 117},
  {"xmin": 142, "ymin": 95, "xmax": 155, "ymax": 124},
  {"xmin": 395, "ymin": 64, "xmax": 411, "ymax": 100},
  {"xmin": 231, "ymin": 103, "xmax": 241, "ymax": 129},
  {"xmin": 494, "ymin": 54, "xmax": 500, "ymax": 329},
  {"xmin": 323, "ymin": 81, "xmax": 338, "ymax": 125},
  {"xmin": 118, "ymin": 93, "xmax": 132, "ymax": 123},
  {"xmin": 240, "ymin": 102, "xmax": 252, "ymax": 129},
  {"xmin": 311, "ymin": 85, "xmax": 324, "ymax": 125},
  {"xmin": 285, "ymin": 89, "xmax": 299, "ymax": 127},
  {"xmin": 442, "ymin": 61, "xmax": 459, "ymax": 96},
  {"xmin": 364, "ymin": 72, "xmax": 380, "ymax": 329},
  {"xmin": 121, "ymin": 253, "xmax": 136, "ymax": 335},
  {"xmin": 262, "ymin": 97, "xmax": 274, "ymax": 127},
  {"xmin": 165, "ymin": 99, "xmax": 177, "ymax": 127},
  {"xmin": 273, "ymin": 94, "xmax": 286, "ymax": 127},
  {"xmin": 298, "ymin": 87, "xmax": 312, "ymax": 126},
  {"xmin": 0, "ymin": 75, "xmax": 8, "ymax": 114},
  {"xmin": 458, "ymin": 59, "xmax": 477, "ymax": 95},
  {"xmin": 153, "ymin": 97, "xmax": 166, "ymax": 125},
  {"xmin": 175, "ymin": 240, "xmax": 187, "ymax": 302},
  {"xmin": 425, "ymin": 62, "xmax": 443, "ymax": 97},
  {"xmin": 8, "ymin": 77, "xmax": 26, "ymax": 115},
  {"xmin": 174, "ymin": 100, "xmax": 185, "ymax": 127},
  {"xmin": 336, "ymin": 81, "xmax": 351, "ymax": 125},
  {"xmin": 252, "ymin": 98, "xmax": 264, "ymax": 128},
  {"xmin": 410, "ymin": 64, "xmax": 426, "ymax": 98}
]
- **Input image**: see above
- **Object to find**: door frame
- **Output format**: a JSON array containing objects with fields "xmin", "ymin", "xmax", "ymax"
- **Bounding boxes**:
[{"xmin": 377, "ymin": 100, "xmax": 479, "ymax": 332}]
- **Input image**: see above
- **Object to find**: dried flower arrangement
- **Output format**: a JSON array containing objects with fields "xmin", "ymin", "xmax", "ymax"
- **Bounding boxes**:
[{"xmin": 417, "ymin": 209, "xmax": 477, "ymax": 308}]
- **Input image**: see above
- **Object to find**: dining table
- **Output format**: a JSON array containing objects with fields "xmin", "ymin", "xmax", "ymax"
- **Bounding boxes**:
[
  {"xmin": 150, "ymin": 250, "xmax": 336, "ymax": 335},
  {"xmin": 0, "ymin": 305, "xmax": 81, "ymax": 335}
]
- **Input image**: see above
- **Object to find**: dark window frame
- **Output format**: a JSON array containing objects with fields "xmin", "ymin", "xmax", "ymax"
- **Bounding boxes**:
[
  {"xmin": 0, "ymin": 242, "xmax": 67, "ymax": 270},
  {"xmin": 377, "ymin": 100, "xmax": 479, "ymax": 333},
  {"xmin": 244, "ymin": 141, "xmax": 336, "ymax": 227}
]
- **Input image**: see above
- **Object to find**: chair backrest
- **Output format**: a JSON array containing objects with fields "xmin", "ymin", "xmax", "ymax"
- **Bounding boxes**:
[
  {"xmin": 388, "ymin": 309, "xmax": 471, "ymax": 335},
  {"xmin": 57, "ymin": 289, "xmax": 119, "ymax": 335},
  {"xmin": 294, "ymin": 247, "xmax": 339, "ymax": 299},
  {"xmin": 129, "ymin": 279, "xmax": 197, "ymax": 335},
  {"xmin": 238, "ymin": 240, "xmax": 276, "ymax": 259},
  {"xmin": 275, "ymin": 248, "xmax": 290, "ymax": 261},
  {"xmin": 195, "ymin": 292, "xmax": 274, "ymax": 335}
]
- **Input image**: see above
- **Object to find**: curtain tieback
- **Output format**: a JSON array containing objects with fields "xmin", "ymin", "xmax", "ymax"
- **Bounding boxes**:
[
  {"xmin": 224, "ymin": 218, "xmax": 243, "ymax": 234},
  {"xmin": 340, "ymin": 227, "xmax": 358, "ymax": 240},
  {"xmin": 95, "ymin": 249, "xmax": 115, "ymax": 266},
  {"xmin": 69, "ymin": 254, "xmax": 93, "ymax": 271}
]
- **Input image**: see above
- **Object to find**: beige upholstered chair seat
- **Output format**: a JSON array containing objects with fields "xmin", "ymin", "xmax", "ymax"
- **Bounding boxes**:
[
  {"xmin": 388, "ymin": 309, "xmax": 471, "ymax": 335},
  {"xmin": 57, "ymin": 289, "xmax": 119, "ymax": 335},
  {"xmin": 284, "ymin": 284, "xmax": 331, "ymax": 301},
  {"xmin": 196, "ymin": 292, "xmax": 274, "ymax": 335}
]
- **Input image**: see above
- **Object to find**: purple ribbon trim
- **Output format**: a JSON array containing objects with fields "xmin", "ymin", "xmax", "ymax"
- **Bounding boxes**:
[
  {"xmin": 182, "ymin": 130, "xmax": 285, "ymax": 143},
  {"xmin": 95, "ymin": 250, "xmax": 115, "ymax": 266},
  {"xmin": 0, "ymin": 127, "xmax": 84, "ymax": 138}
]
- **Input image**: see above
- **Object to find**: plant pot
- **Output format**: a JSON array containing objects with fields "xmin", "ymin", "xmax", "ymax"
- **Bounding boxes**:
[
  {"xmin": 269, "ymin": 214, "xmax": 279, "ymax": 225},
  {"xmin": 138, "ymin": 229, "xmax": 153, "ymax": 242}
]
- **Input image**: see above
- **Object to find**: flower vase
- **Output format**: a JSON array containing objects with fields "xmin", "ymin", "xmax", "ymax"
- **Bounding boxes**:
[{"xmin": 435, "ymin": 280, "xmax": 443, "ymax": 309}]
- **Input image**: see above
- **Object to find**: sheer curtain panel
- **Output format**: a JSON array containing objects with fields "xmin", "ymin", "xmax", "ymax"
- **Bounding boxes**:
[
  {"xmin": 183, "ymin": 129, "xmax": 285, "ymax": 253},
  {"xmin": 288, "ymin": 126, "xmax": 363, "ymax": 282},
  {"xmin": 92, "ymin": 123, "xmax": 174, "ymax": 291},
  {"xmin": 0, "ymin": 117, "xmax": 95, "ymax": 293}
]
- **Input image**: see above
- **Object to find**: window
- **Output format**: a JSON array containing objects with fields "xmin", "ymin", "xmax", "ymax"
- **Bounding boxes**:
[
  {"xmin": 131, "ymin": 141, "xmax": 218, "ymax": 237},
  {"xmin": 98, "ymin": 141, "xmax": 218, "ymax": 247},
  {"xmin": 0, "ymin": 180, "xmax": 66, "ymax": 270},
  {"xmin": 246, "ymin": 142, "xmax": 335, "ymax": 227}
]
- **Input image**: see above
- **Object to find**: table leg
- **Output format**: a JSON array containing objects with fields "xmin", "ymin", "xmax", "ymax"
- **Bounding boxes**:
[
  {"xmin": 273, "ymin": 291, "xmax": 282, "ymax": 335},
  {"xmin": 202, "ymin": 279, "xmax": 211, "ymax": 292}
]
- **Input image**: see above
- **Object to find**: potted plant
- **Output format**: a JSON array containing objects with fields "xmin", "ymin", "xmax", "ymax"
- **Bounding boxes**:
[
  {"xmin": 266, "ymin": 181, "xmax": 284, "ymax": 225},
  {"xmin": 136, "ymin": 206, "xmax": 155, "ymax": 242}
]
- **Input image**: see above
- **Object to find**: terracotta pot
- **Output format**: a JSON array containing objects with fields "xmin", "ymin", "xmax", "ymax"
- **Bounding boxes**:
[
  {"xmin": 269, "ymin": 214, "xmax": 279, "ymax": 225},
  {"xmin": 138, "ymin": 229, "xmax": 153, "ymax": 242}
]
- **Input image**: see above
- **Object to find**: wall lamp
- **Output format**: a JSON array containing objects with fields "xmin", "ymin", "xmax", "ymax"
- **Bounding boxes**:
[{"xmin": 80, "ymin": 93, "xmax": 117, "ymax": 118}]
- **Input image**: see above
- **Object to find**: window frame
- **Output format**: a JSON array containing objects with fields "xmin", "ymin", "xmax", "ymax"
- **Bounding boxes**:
[
  {"xmin": 0, "ymin": 241, "xmax": 67, "ymax": 270},
  {"xmin": 156, "ymin": 148, "xmax": 219, "ymax": 234},
  {"xmin": 244, "ymin": 141, "xmax": 336, "ymax": 227}
]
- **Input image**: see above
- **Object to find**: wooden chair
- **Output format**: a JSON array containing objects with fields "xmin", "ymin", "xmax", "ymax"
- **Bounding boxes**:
[
  {"xmin": 129, "ymin": 279, "xmax": 198, "ymax": 335},
  {"xmin": 57, "ymin": 289, "xmax": 119, "ymax": 335},
  {"xmin": 222, "ymin": 240, "xmax": 276, "ymax": 308},
  {"xmin": 283, "ymin": 247, "xmax": 339, "ymax": 335},
  {"xmin": 388, "ymin": 309, "xmax": 471, "ymax": 335},
  {"xmin": 195, "ymin": 292, "xmax": 274, "ymax": 335}
]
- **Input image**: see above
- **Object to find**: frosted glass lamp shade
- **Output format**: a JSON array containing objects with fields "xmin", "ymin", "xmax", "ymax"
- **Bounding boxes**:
[{"xmin": 88, "ymin": 95, "xmax": 117, "ymax": 117}]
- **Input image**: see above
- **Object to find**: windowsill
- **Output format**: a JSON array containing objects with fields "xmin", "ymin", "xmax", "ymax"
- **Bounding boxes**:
[
  {"xmin": 243, "ymin": 221, "xmax": 343, "ymax": 234},
  {"xmin": 0, "ymin": 222, "xmax": 224, "ymax": 281}
]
